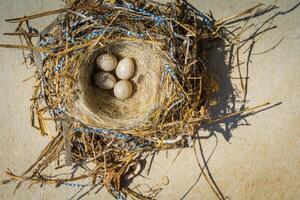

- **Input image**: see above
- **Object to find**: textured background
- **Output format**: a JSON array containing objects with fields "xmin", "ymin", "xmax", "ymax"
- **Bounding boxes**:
[{"xmin": 0, "ymin": 0, "xmax": 299, "ymax": 199}]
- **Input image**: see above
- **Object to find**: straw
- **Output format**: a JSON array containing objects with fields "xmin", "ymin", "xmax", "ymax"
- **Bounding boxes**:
[{"xmin": 0, "ymin": 0, "xmax": 273, "ymax": 199}]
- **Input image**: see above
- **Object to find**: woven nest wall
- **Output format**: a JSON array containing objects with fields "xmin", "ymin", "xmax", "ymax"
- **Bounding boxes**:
[
  {"xmin": 75, "ymin": 40, "xmax": 169, "ymax": 129},
  {"xmin": 1, "ymin": 0, "xmax": 263, "ymax": 199}
]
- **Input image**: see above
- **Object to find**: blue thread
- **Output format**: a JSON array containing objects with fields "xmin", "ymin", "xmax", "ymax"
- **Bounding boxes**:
[
  {"xmin": 66, "ymin": 36, "xmax": 75, "ymax": 43},
  {"xmin": 54, "ymin": 57, "xmax": 65, "ymax": 72},
  {"xmin": 165, "ymin": 64, "xmax": 178, "ymax": 80},
  {"xmin": 115, "ymin": 3, "xmax": 211, "ymax": 27},
  {"xmin": 73, "ymin": 127, "xmax": 153, "ymax": 150},
  {"xmin": 118, "ymin": 192, "xmax": 126, "ymax": 200},
  {"xmin": 41, "ymin": 53, "xmax": 49, "ymax": 62},
  {"xmin": 39, "ymin": 36, "xmax": 55, "ymax": 47},
  {"xmin": 193, "ymin": 11, "xmax": 213, "ymax": 28},
  {"xmin": 109, "ymin": 185, "xmax": 126, "ymax": 200},
  {"xmin": 53, "ymin": 106, "xmax": 65, "ymax": 115},
  {"xmin": 84, "ymin": 29, "xmax": 104, "ymax": 40},
  {"xmin": 64, "ymin": 182, "xmax": 87, "ymax": 188},
  {"xmin": 114, "ymin": 3, "xmax": 167, "ymax": 26},
  {"xmin": 74, "ymin": 127, "xmax": 131, "ymax": 140},
  {"xmin": 84, "ymin": 28, "xmax": 146, "ymax": 40}
]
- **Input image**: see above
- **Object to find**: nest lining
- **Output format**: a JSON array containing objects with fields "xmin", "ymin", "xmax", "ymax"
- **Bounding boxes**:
[{"xmin": 76, "ymin": 40, "xmax": 168, "ymax": 129}]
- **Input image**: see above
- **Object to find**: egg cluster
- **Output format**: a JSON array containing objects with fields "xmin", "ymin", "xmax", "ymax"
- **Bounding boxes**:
[{"xmin": 93, "ymin": 53, "xmax": 135, "ymax": 100}]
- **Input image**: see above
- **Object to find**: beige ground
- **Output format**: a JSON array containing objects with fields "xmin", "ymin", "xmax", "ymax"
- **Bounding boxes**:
[{"xmin": 0, "ymin": 0, "xmax": 299, "ymax": 199}]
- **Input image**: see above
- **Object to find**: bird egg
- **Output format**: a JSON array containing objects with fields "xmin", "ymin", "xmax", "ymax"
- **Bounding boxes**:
[
  {"xmin": 113, "ymin": 80, "xmax": 133, "ymax": 99},
  {"xmin": 115, "ymin": 58, "xmax": 135, "ymax": 80},
  {"xmin": 94, "ymin": 71, "xmax": 116, "ymax": 90},
  {"xmin": 96, "ymin": 53, "xmax": 117, "ymax": 72}
]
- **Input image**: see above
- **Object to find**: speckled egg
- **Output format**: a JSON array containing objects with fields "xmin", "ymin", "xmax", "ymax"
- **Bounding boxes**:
[
  {"xmin": 115, "ymin": 58, "xmax": 135, "ymax": 80},
  {"xmin": 96, "ymin": 53, "xmax": 117, "ymax": 72},
  {"xmin": 94, "ymin": 71, "xmax": 116, "ymax": 90},
  {"xmin": 113, "ymin": 80, "xmax": 133, "ymax": 99}
]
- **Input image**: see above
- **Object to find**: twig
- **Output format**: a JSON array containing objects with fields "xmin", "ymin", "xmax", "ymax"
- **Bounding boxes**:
[
  {"xmin": 5, "ymin": 7, "xmax": 69, "ymax": 23},
  {"xmin": 216, "ymin": 4, "xmax": 263, "ymax": 26},
  {"xmin": 0, "ymin": 44, "xmax": 52, "ymax": 54}
]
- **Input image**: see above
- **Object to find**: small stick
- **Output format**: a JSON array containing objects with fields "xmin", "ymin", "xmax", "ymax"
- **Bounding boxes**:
[
  {"xmin": 93, "ymin": 10, "xmax": 122, "ymax": 47},
  {"xmin": 216, "ymin": 4, "xmax": 263, "ymax": 26},
  {"xmin": 212, "ymin": 102, "xmax": 270, "ymax": 123},
  {"xmin": 236, "ymin": 45, "xmax": 245, "ymax": 92},
  {"xmin": 5, "ymin": 7, "xmax": 69, "ymax": 23},
  {"xmin": 146, "ymin": 102, "xmax": 270, "ymax": 130},
  {"xmin": 0, "ymin": 44, "xmax": 52, "ymax": 54},
  {"xmin": 4, "ymin": 32, "xmax": 39, "ymax": 37},
  {"xmin": 5, "ymin": 170, "xmax": 88, "ymax": 185}
]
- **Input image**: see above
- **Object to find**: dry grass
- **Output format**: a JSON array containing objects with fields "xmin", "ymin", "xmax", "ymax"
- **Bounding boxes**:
[{"xmin": 0, "ymin": 0, "xmax": 274, "ymax": 199}]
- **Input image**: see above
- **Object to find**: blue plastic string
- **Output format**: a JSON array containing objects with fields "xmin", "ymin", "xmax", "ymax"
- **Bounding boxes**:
[
  {"xmin": 39, "ymin": 36, "xmax": 55, "ymax": 47},
  {"xmin": 194, "ymin": 11, "xmax": 213, "ymax": 29},
  {"xmin": 74, "ymin": 127, "xmax": 132, "ymax": 140},
  {"xmin": 64, "ymin": 182, "xmax": 88, "ymax": 188},
  {"xmin": 53, "ymin": 106, "xmax": 65, "ymax": 115},
  {"xmin": 54, "ymin": 57, "xmax": 65, "ymax": 72},
  {"xmin": 40, "ymin": 53, "xmax": 49, "ymax": 62},
  {"xmin": 118, "ymin": 192, "xmax": 126, "ymax": 200},
  {"xmin": 84, "ymin": 29, "xmax": 104, "ymax": 40},
  {"xmin": 84, "ymin": 27, "xmax": 146, "ymax": 40},
  {"xmin": 74, "ymin": 127, "xmax": 154, "ymax": 150},
  {"xmin": 114, "ymin": 3, "xmax": 168, "ymax": 26},
  {"xmin": 164, "ymin": 64, "xmax": 178, "ymax": 80},
  {"xmin": 109, "ymin": 185, "xmax": 126, "ymax": 200}
]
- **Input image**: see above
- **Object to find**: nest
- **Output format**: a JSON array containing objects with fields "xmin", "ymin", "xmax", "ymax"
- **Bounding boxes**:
[
  {"xmin": 76, "ymin": 40, "xmax": 168, "ymax": 129},
  {"xmin": 1, "ymin": 0, "xmax": 272, "ymax": 199},
  {"xmin": 2, "ymin": 0, "xmax": 219, "ymax": 198},
  {"xmin": 29, "ymin": 0, "xmax": 218, "ymax": 142}
]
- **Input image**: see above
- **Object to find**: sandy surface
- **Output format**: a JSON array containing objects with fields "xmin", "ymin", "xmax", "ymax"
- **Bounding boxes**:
[{"xmin": 0, "ymin": 0, "xmax": 299, "ymax": 199}]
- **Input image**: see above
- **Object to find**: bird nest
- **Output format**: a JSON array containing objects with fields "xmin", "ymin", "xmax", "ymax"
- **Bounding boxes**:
[
  {"xmin": 31, "ymin": 0, "xmax": 217, "ymax": 141},
  {"xmin": 1, "ymin": 0, "xmax": 271, "ymax": 199}
]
